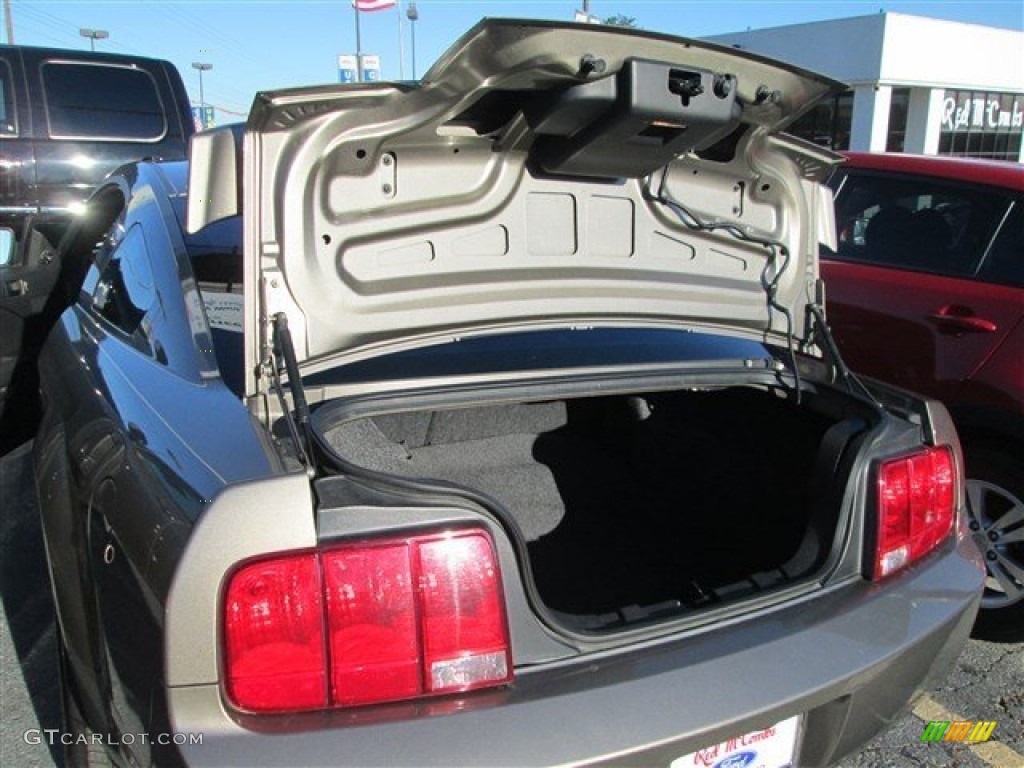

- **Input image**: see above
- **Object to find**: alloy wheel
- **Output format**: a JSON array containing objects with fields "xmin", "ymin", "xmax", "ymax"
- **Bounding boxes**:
[{"xmin": 968, "ymin": 478, "xmax": 1024, "ymax": 609}]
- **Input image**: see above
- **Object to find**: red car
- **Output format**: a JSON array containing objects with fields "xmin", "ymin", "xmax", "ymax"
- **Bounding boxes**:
[{"xmin": 822, "ymin": 152, "xmax": 1023, "ymax": 640}]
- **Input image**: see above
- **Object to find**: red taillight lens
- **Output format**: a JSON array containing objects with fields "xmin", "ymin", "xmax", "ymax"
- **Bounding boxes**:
[
  {"xmin": 323, "ymin": 542, "xmax": 421, "ymax": 706},
  {"xmin": 223, "ymin": 554, "xmax": 327, "ymax": 712},
  {"xmin": 873, "ymin": 446, "xmax": 956, "ymax": 579},
  {"xmin": 418, "ymin": 534, "xmax": 511, "ymax": 694},
  {"xmin": 223, "ymin": 529, "xmax": 512, "ymax": 713}
]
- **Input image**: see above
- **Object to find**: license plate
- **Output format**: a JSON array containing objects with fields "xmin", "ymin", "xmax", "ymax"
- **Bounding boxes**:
[{"xmin": 670, "ymin": 715, "xmax": 801, "ymax": 768}]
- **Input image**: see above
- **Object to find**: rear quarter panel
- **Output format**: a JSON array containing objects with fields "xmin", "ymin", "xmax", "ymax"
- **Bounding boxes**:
[
  {"xmin": 33, "ymin": 166, "xmax": 282, "ymax": 764},
  {"xmin": 36, "ymin": 299, "xmax": 289, "ymax": 764}
]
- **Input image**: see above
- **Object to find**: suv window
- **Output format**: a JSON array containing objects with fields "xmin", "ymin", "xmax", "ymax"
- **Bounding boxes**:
[
  {"xmin": 93, "ymin": 225, "xmax": 157, "ymax": 352},
  {"xmin": 0, "ymin": 60, "xmax": 16, "ymax": 136},
  {"xmin": 829, "ymin": 171, "xmax": 1012, "ymax": 278},
  {"xmin": 42, "ymin": 62, "xmax": 165, "ymax": 140}
]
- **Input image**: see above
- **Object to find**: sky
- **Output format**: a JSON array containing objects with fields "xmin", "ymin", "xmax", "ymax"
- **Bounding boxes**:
[{"xmin": 4, "ymin": 1, "xmax": 1022, "ymax": 117}]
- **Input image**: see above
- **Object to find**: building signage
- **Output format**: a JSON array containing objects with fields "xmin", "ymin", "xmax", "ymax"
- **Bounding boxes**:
[
  {"xmin": 942, "ymin": 93, "xmax": 1023, "ymax": 132},
  {"xmin": 937, "ymin": 89, "xmax": 1023, "ymax": 161}
]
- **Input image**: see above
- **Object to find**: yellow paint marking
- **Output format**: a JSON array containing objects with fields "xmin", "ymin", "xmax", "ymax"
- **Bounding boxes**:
[{"xmin": 913, "ymin": 694, "xmax": 954, "ymax": 723}]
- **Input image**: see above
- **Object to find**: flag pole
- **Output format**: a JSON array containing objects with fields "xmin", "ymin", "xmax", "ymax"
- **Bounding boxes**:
[{"xmin": 354, "ymin": 3, "xmax": 363, "ymax": 82}]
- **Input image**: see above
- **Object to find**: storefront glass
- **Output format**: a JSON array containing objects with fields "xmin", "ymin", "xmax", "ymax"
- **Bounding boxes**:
[
  {"xmin": 938, "ymin": 90, "xmax": 1023, "ymax": 161},
  {"xmin": 785, "ymin": 90, "xmax": 854, "ymax": 150}
]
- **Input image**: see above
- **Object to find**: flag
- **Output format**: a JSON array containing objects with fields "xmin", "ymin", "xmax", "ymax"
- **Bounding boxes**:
[{"xmin": 353, "ymin": 0, "xmax": 396, "ymax": 10}]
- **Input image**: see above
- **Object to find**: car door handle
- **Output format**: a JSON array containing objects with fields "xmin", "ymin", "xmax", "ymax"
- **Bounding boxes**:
[
  {"xmin": 927, "ymin": 306, "xmax": 997, "ymax": 334},
  {"xmin": 5, "ymin": 278, "xmax": 27, "ymax": 296}
]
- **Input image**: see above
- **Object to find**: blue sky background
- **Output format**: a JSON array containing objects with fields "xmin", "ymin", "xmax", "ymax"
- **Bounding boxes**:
[{"xmin": 5, "ymin": 1, "xmax": 1022, "ymax": 117}]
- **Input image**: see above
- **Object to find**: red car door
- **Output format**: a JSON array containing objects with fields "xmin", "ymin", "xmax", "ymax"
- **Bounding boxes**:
[{"xmin": 822, "ymin": 168, "xmax": 1022, "ymax": 403}]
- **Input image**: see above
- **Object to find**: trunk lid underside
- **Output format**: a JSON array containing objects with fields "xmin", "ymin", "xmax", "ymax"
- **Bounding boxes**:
[{"xmin": 222, "ymin": 19, "xmax": 844, "ymax": 390}]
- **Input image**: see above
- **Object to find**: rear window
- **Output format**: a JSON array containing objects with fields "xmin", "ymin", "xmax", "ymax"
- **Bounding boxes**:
[
  {"xmin": 42, "ymin": 61, "xmax": 165, "ymax": 140},
  {"xmin": 183, "ymin": 214, "xmax": 245, "ymax": 395},
  {"xmin": 93, "ymin": 225, "xmax": 157, "ymax": 344},
  {"xmin": 0, "ymin": 60, "xmax": 16, "ymax": 136}
]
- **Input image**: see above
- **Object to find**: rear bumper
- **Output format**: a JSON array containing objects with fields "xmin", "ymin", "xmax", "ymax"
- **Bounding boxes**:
[{"xmin": 168, "ymin": 533, "xmax": 983, "ymax": 768}]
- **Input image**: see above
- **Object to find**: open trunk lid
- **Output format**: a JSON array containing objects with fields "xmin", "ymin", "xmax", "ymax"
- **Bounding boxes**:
[{"xmin": 187, "ymin": 19, "xmax": 845, "ymax": 399}]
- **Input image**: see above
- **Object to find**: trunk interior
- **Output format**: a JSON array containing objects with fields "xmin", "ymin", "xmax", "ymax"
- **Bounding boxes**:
[{"xmin": 319, "ymin": 386, "xmax": 868, "ymax": 631}]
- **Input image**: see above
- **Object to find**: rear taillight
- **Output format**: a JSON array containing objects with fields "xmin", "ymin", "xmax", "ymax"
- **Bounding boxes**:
[
  {"xmin": 222, "ymin": 553, "xmax": 327, "ymax": 711},
  {"xmin": 222, "ymin": 529, "xmax": 512, "ymax": 713},
  {"xmin": 872, "ymin": 446, "xmax": 956, "ymax": 580}
]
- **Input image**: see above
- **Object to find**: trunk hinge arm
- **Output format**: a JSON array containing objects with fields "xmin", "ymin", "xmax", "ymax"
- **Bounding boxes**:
[
  {"xmin": 806, "ymin": 301, "xmax": 883, "ymax": 411},
  {"xmin": 270, "ymin": 312, "xmax": 314, "ymax": 469}
]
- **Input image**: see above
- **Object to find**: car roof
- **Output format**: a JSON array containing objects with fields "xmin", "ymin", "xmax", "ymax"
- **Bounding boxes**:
[
  {"xmin": 840, "ymin": 152, "xmax": 1024, "ymax": 192},
  {"xmin": 3, "ymin": 44, "xmax": 172, "ymax": 67}
]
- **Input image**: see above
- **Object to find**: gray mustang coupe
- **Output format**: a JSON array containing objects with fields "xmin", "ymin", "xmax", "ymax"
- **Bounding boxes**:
[{"xmin": 26, "ymin": 19, "xmax": 983, "ymax": 768}]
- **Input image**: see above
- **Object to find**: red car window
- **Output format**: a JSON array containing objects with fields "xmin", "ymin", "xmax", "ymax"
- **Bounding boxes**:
[
  {"xmin": 829, "ymin": 171, "xmax": 1011, "ymax": 279},
  {"xmin": 978, "ymin": 202, "xmax": 1024, "ymax": 288}
]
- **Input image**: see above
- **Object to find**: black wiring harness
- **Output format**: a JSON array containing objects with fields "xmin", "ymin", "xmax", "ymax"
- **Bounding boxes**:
[{"xmin": 643, "ymin": 168, "xmax": 803, "ymax": 401}]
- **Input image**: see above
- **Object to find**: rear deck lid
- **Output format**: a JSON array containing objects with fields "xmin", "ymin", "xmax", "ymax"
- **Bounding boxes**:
[{"xmin": 189, "ymin": 19, "xmax": 844, "ymax": 392}]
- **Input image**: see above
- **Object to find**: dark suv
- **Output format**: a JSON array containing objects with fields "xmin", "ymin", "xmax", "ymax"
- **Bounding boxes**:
[
  {"xmin": 0, "ymin": 45, "xmax": 194, "ymax": 430},
  {"xmin": 0, "ymin": 45, "xmax": 194, "ymax": 215}
]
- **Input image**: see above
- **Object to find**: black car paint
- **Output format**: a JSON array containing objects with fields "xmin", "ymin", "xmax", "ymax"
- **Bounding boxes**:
[{"xmin": 33, "ymin": 163, "xmax": 282, "ymax": 765}]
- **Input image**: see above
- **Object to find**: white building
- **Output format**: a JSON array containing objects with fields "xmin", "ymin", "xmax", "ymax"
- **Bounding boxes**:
[{"xmin": 705, "ymin": 13, "xmax": 1024, "ymax": 162}]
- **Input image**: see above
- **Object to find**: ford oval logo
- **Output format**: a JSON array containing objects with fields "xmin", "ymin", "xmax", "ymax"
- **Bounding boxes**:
[{"xmin": 714, "ymin": 752, "xmax": 757, "ymax": 768}]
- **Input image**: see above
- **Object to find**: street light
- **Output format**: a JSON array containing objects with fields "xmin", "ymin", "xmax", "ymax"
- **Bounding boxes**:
[
  {"xmin": 406, "ymin": 3, "xmax": 418, "ymax": 80},
  {"xmin": 191, "ymin": 62, "xmax": 213, "ymax": 107},
  {"xmin": 79, "ymin": 28, "xmax": 109, "ymax": 51}
]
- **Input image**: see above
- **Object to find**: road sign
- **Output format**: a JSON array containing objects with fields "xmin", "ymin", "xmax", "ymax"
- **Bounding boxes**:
[
  {"xmin": 362, "ymin": 54, "xmax": 381, "ymax": 82},
  {"xmin": 338, "ymin": 54, "xmax": 359, "ymax": 84},
  {"xmin": 191, "ymin": 105, "xmax": 215, "ymax": 131}
]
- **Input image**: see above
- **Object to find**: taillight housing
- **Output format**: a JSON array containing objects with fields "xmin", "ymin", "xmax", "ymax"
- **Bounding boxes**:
[
  {"xmin": 222, "ymin": 529, "xmax": 512, "ymax": 713},
  {"xmin": 871, "ymin": 445, "xmax": 956, "ymax": 580}
]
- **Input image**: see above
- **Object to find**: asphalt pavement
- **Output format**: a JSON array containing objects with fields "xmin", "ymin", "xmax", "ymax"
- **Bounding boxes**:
[
  {"xmin": 1, "ymin": 439, "xmax": 1021, "ymax": 768},
  {"xmin": 1, "ymin": 441, "xmax": 62, "ymax": 768}
]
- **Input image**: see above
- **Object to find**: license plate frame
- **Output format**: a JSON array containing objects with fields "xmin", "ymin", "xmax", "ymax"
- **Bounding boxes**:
[{"xmin": 669, "ymin": 714, "xmax": 802, "ymax": 768}]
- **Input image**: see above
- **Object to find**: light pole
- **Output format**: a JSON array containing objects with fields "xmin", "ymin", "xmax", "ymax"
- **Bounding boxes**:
[
  {"xmin": 406, "ymin": 3, "xmax": 418, "ymax": 80},
  {"xmin": 191, "ymin": 62, "xmax": 213, "ymax": 107},
  {"xmin": 79, "ymin": 28, "xmax": 109, "ymax": 51},
  {"xmin": 4, "ymin": 0, "xmax": 15, "ymax": 45}
]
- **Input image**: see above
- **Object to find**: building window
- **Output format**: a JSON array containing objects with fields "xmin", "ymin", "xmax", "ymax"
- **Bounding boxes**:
[
  {"xmin": 785, "ymin": 90, "xmax": 853, "ymax": 150},
  {"xmin": 886, "ymin": 88, "xmax": 911, "ymax": 153},
  {"xmin": 938, "ymin": 89, "xmax": 1023, "ymax": 162}
]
